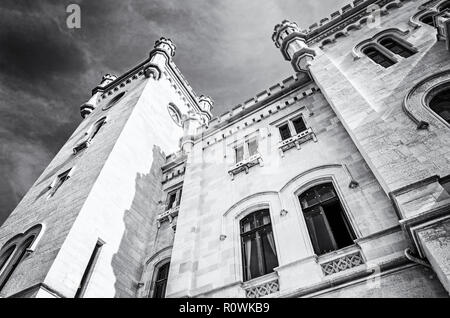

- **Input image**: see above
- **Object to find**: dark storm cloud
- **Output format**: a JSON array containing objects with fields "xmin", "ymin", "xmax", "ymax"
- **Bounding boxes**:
[{"xmin": 0, "ymin": 0, "xmax": 350, "ymax": 225}]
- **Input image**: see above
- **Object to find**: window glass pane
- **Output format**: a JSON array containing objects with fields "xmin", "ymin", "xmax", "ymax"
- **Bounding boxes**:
[
  {"xmin": 235, "ymin": 145, "xmax": 244, "ymax": 163},
  {"xmin": 0, "ymin": 237, "xmax": 34, "ymax": 291},
  {"xmin": 247, "ymin": 140, "xmax": 258, "ymax": 156},
  {"xmin": 420, "ymin": 14, "xmax": 434, "ymax": 26},
  {"xmin": 90, "ymin": 119, "xmax": 106, "ymax": 141},
  {"xmin": 292, "ymin": 117, "xmax": 307, "ymax": 134},
  {"xmin": 379, "ymin": 38, "xmax": 415, "ymax": 58},
  {"xmin": 323, "ymin": 201, "xmax": 355, "ymax": 249},
  {"xmin": 305, "ymin": 209, "xmax": 335, "ymax": 255},
  {"xmin": 316, "ymin": 184, "xmax": 336, "ymax": 202},
  {"xmin": 363, "ymin": 47, "xmax": 395, "ymax": 68},
  {"xmin": 299, "ymin": 189, "xmax": 320, "ymax": 209},
  {"xmin": 261, "ymin": 230, "xmax": 278, "ymax": 274},
  {"xmin": 0, "ymin": 246, "xmax": 15, "ymax": 273},
  {"xmin": 166, "ymin": 192, "xmax": 177, "ymax": 210},
  {"xmin": 157, "ymin": 263, "xmax": 170, "ymax": 280},
  {"xmin": 279, "ymin": 124, "xmax": 291, "ymax": 140}
]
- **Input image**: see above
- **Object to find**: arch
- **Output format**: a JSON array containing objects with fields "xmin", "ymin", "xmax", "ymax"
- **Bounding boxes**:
[
  {"xmin": 403, "ymin": 69, "xmax": 450, "ymax": 129},
  {"xmin": 223, "ymin": 191, "xmax": 279, "ymax": 217},
  {"xmin": 419, "ymin": 12, "xmax": 436, "ymax": 26},
  {"xmin": 297, "ymin": 182, "xmax": 356, "ymax": 256},
  {"xmin": 427, "ymin": 85, "xmax": 450, "ymax": 124},
  {"xmin": 437, "ymin": 0, "xmax": 450, "ymax": 12},
  {"xmin": 168, "ymin": 103, "xmax": 182, "ymax": 127},
  {"xmin": 378, "ymin": 35, "xmax": 417, "ymax": 58}
]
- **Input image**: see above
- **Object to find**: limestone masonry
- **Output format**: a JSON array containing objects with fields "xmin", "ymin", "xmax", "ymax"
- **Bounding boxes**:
[{"xmin": 0, "ymin": 0, "xmax": 449, "ymax": 298}]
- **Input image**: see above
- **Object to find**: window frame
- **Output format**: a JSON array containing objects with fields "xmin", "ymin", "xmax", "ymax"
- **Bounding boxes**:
[
  {"xmin": 165, "ymin": 186, "xmax": 183, "ymax": 211},
  {"xmin": 233, "ymin": 137, "xmax": 259, "ymax": 164},
  {"xmin": 276, "ymin": 115, "xmax": 308, "ymax": 142},
  {"xmin": 298, "ymin": 182, "xmax": 356, "ymax": 256},
  {"xmin": 239, "ymin": 209, "xmax": 279, "ymax": 282},
  {"xmin": 48, "ymin": 168, "xmax": 74, "ymax": 198},
  {"xmin": 150, "ymin": 259, "xmax": 171, "ymax": 298},
  {"xmin": 362, "ymin": 44, "xmax": 397, "ymax": 68}
]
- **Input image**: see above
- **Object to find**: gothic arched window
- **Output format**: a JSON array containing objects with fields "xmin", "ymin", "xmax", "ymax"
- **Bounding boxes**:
[
  {"xmin": 429, "ymin": 87, "xmax": 450, "ymax": 124},
  {"xmin": 438, "ymin": 1, "xmax": 450, "ymax": 12},
  {"xmin": 152, "ymin": 261, "xmax": 170, "ymax": 298},
  {"xmin": 0, "ymin": 236, "xmax": 35, "ymax": 291},
  {"xmin": 299, "ymin": 183, "xmax": 355, "ymax": 256},
  {"xmin": 379, "ymin": 36, "xmax": 416, "ymax": 58},
  {"xmin": 240, "ymin": 209, "xmax": 278, "ymax": 281},
  {"xmin": 362, "ymin": 46, "xmax": 396, "ymax": 68}
]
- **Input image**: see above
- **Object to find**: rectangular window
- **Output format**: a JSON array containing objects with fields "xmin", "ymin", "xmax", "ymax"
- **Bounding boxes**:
[
  {"xmin": 292, "ymin": 117, "xmax": 307, "ymax": 134},
  {"xmin": 165, "ymin": 187, "xmax": 182, "ymax": 211},
  {"xmin": 75, "ymin": 240, "xmax": 103, "ymax": 298},
  {"xmin": 235, "ymin": 145, "xmax": 244, "ymax": 163},
  {"xmin": 278, "ymin": 124, "xmax": 291, "ymax": 141},
  {"xmin": 247, "ymin": 139, "xmax": 258, "ymax": 157},
  {"xmin": 234, "ymin": 139, "xmax": 259, "ymax": 163},
  {"xmin": 48, "ymin": 169, "xmax": 72, "ymax": 197},
  {"xmin": 240, "ymin": 209, "xmax": 278, "ymax": 281}
]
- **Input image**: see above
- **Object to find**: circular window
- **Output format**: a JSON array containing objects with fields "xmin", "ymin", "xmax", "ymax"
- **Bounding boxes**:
[
  {"xmin": 102, "ymin": 91, "xmax": 126, "ymax": 110},
  {"xmin": 168, "ymin": 104, "xmax": 182, "ymax": 127}
]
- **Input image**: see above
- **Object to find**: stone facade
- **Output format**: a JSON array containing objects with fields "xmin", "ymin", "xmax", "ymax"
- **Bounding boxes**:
[{"xmin": 0, "ymin": 0, "xmax": 449, "ymax": 298}]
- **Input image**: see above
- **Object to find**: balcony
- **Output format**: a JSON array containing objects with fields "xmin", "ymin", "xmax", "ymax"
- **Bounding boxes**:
[
  {"xmin": 156, "ymin": 205, "xmax": 180, "ymax": 229},
  {"xmin": 228, "ymin": 153, "xmax": 264, "ymax": 180},
  {"xmin": 318, "ymin": 246, "xmax": 365, "ymax": 276},
  {"xmin": 242, "ymin": 272, "xmax": 280, "ymax": 298},
  {"xmin": 278, "ymin": 127, "xmax": 317, "ymax": 157}
]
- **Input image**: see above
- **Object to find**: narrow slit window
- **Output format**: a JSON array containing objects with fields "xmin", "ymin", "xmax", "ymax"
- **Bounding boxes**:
[
  {"xmin": 152, "ymin": 262, "xmax": 170, "ymax": 298},
  {"xmin": 299, "ymin": 183, "xmax": 355, "ymax": 256},
  {"xmin": 420, "ymin": 14, "xmax": 435, "ymax": 26},
  {"xmin": 379, "ymin": 37, "xmax": 415, "ymax": 58},
  {"xmin": 75, "ymin": 240, "xmax": 103, "ymax": 298},
  {"xmin": 363, "ymin": 46, "xmax": 396, "ymax": 68},
  {"xmin": 165, "ymin": 187, "xmax": 182, "ymax": 211},
  {"xmin": 240, "ymin": 209, "xmax": 278, "ymax": 281},
  {"xmin": 48, "ymin": 169, "xmax": 72, "ymax": 198}
]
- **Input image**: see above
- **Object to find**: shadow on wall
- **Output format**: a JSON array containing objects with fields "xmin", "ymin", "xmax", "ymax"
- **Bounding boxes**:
[{"xmin": 111, "ymin": 145, "xmax": 166, "ymax": 298}]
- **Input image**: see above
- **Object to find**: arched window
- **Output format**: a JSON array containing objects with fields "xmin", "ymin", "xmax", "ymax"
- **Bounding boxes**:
[
  {"xmin": 419, "ymin": 13, "xmax": 435, "ymax": 26},
  {"xmin": 379, "ymin": 37, "xmax": 416, "ymax": 58},
  {"xmin": 240, "ymin": 209, "xmax": 278, "ymax": 281},
  {"xmin": 363, "ymin": 46, "xmax": 396, "ymax": 68},
  {"xmin": 0, "ymin": 236, "xmax": 35, "ymax": 291},
  {"xmin": 0, "ymin": 246, "xmax": 15, "ymax": 275},
  {"xmin": 429, "ymin": 87, "xmax": 450, "ymax": 124},
  {"xmin": 299, "ymin": 183, "xmax": 355, "ymax": 256},
  {"xmin": 438, "ymin": 1, "xmax": 450, "ymax": 12},
  {"xmin": 152, "ymin": 261, "xmax": 170, "ymax": 298}
]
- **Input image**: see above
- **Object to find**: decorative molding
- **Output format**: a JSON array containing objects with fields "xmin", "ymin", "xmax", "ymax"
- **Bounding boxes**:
[
  {"xmin": 144, "ymin": 64, "xmax": 162, "ymax": 80},
  {"xmin": 278, "ymin": 127, "xmax": 317, "ymax": 157},
  {"xmin": 244, "ymin": 278, "xmax": 279, "ymax": 298},
  {"xmin": 319, "ymin": 251, "xmax": 365, "ymax": 276},
  {"xmin": 228, "ymin": 153, "xmax": 264, "ymax": 180},
  {"xmin": 402, "ymin": 69, "xmax": 450, "ymax": 130}
]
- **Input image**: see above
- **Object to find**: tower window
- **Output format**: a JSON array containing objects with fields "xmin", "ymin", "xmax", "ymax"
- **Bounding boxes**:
[
  {"xmin": 363, "ymin": 46, "xmax": 396, "ymax": 68},
  {"xmin": 379, "ymin": 37, "xmax": 416, "ymax": 58},
  {"xmin": 0, "ymin": 237, "xmax": 35, "ymax": 292},
  {"xmin": 429, "ymin": 87, "xmax": 450, "ymax": 124},
  {"xmin": 299, "ymin": 183, "xmax": 355, "ymax": 256},
  {"xmin": 102, "ymin": 91, "xmax": 126, "ymax": 111},
  {"xmin": 165, "ymin": 187, "xmax": 182, "ymax": 211},
  {"xmin": 74, "ymin": 117, "xmax": 107, "ymax": 154},
  {"xmin": 438, "ymin": 1, "xmax": 450, "ymax": 12},
  {"xmin": 152, "ymin": 262, "xmax": 170, "ymax": 298},
  {"xmin": 292, "ymin": 117, "xmax": 307, "ymax": 134},
  {"xmin": 48, "ymin": 168, "xmax": 72, "ymax": 198},
  {"xmin": 234, "ymin": 138, "xmax": 259, "ymax": 163},
  {"xmin": 75, "ymin": 240, "xmax": 103, "ymax": 298},
  {"xmin": 240, "ymin": 209, "xmax": 278, "ymax": 281}
]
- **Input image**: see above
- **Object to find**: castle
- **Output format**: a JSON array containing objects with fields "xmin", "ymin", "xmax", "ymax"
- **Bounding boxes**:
[{"xmin": 0, "ymin": 0, "xmax": 449, "ymax": 298}]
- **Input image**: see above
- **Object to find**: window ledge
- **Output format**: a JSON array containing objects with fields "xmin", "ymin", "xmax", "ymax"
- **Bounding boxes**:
[
  {"xmin": 156, "ymin": 205, "xmax": 179, "ymax": 228},
  {"xmin": 228, "ymin": 153, "xmax": 263, "ymax": 180},
  {"xmin": 317, "ymin": 245, "xmax": 365, "ymax": 276},
  {"xmin": 242, "ymin": 272, "xmax": 279, "ymax": 298},
  {"xmin": 278, "ymin": 127, "xmax": 317, "ymax": 157}
]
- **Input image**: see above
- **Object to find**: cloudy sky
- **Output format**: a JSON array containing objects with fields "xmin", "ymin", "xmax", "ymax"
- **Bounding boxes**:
[{"xmin": 0, "ymin": 0, "xmax": 348, "ymax": 225}]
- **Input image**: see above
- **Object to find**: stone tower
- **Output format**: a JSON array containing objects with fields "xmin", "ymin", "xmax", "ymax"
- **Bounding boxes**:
[{"xmin": 0, "ymin": 37, "xmax": 211, "ymax": 298}]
